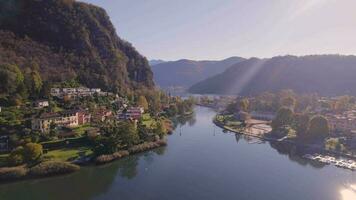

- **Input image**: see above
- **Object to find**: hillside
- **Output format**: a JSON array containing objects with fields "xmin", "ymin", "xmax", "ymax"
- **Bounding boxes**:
[
  {"xmin": 151, "ymin": 57, "xmax": 244, "ymax": 89},
  {"xmin": 0, "ymin": 0, "xmax": 154, "ymax": 96},
  {"xmin": 189, "ymin": 55, "xmax": 356, "ymax": 96}
]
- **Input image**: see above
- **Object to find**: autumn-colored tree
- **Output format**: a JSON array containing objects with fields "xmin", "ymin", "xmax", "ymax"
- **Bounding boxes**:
[
  {"xmin": 281, "ymin": 96, "xmax": 296, "ymax": 110},
  {"xmin": 238, "ymin": 98, "xmax": 249, "ymax": 112},
  {"xmin": 137, "ymin": 95, "xmax": 149, "ymax": 111}
]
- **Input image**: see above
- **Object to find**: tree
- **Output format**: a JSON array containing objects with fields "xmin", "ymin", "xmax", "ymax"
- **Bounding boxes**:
[
  {"xmin": 238, "ymin": 98, "xmax": 249, "ymax": 112},
  {"xmin": 272, "ymin": 107, "xmax": 294, "ymax": 130},
  {"xmin": 155, "ymin": 120, "xmax": 167, "ymax": 139},
  {"xmin": 23, "ymin": 143, "xmax": 43, "ymax": 162},
  {"xmin": 24, "ymin": 69, "xmax": 43, "ymax": 98},
  {"xmin": 226, "ymin": 102, "xmax": 237, "ymax": 113},
  {"xmin": 0, "ymin": 64, "xmax": 24, "ymax": 96},
  {"xmin": 307, "ymin": 115, "xmax": 330, "ymax": 140},
  {"xmin": 281, "ymin": 96, "xmax": 296, "ymax": 110},
  {"xmin": 8, "ymin": 146, "xmax": 24, "ymax": 166},
  {"xmin": 294, "ymin": 113, "xmax": 310, "ymax": 138},
  {"xmin": 137, "ymin": 96, "xmax": 149, "ymax": 111}
]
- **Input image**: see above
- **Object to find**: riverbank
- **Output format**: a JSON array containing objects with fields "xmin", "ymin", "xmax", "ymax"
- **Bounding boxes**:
[
  {"xmin": 213, "ymin": 117, "xmax": 356, "ymax": 165},
  {"xmin": 0, "ymin": 139, "xmax": 167, "ymax": 183}
]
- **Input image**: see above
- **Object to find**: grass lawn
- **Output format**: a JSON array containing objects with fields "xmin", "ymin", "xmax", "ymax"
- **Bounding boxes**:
[
  {"xmin": 72, "ymin": 124, "xmax": 93, "ymax": 136},
  {"xmin": 44, "ymin": 147, "xmax": 92, "ymax": 162}
]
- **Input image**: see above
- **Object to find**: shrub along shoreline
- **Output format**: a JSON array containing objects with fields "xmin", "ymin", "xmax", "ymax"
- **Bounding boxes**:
[
  {"xmin": 0, "ymin": 139, "xmax": 167, "ymax": 182},
  {"xmin": 95, "ymin": 139, "xmax": 167, "ymax": 165}
]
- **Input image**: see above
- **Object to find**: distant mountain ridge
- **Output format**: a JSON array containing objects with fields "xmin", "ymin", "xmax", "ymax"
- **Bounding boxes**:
[
  {"xmin": 151, "ymin": 57, "xmax": 245, "ymax": 89},
  {"xmin": 189, "ymin": 55, "xmax": 356, "ymax": 96},
  {"xmin": 149, "ymin": 59, "xmax": 166, "ymax": 66}
]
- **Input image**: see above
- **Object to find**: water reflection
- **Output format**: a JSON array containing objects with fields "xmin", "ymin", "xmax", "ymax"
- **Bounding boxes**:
[
  {"xmin": 225, "ymin": 130, "xmax": 328, "ymax": 169},
  {"xmin": 0, "ymin": 147, "xmax": 167, "ymax": 200},
  {"xmin": 171, "ymin": 113, "xmax": 196, "ymax": 129}
]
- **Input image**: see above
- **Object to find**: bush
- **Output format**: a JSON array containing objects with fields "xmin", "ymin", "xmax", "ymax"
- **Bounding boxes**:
[
  {"xmin": 95, "ymin": 150, "xmax": 129, "ymax": 165},
  {"xmin": 8, "ymin": 146, "xmax": 25, "ymax": 166},
  {"xmin": 29, "ymin": 161, "xmax": 80, "ymax": 177},
  {"xmin": 128, "ymin": 140, "xmax": 166, "ymax": 154},
  {"xmin": 0, "ymin": 166, "xmax": 28, "ymax": 181},
  {"xmin": 24, "ymin": 143, "xmax": 43, "ymax": 162}
]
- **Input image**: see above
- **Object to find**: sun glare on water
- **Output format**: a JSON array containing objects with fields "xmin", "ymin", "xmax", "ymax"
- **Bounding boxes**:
[{"xmin": 340, "ymin": 184, "xmax": 356, "ymax": 200}]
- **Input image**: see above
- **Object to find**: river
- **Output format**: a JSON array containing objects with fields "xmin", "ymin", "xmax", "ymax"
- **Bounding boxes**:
[{"xmin": 0, "ymin": 106, "xmax": 355, "ymax": 200}]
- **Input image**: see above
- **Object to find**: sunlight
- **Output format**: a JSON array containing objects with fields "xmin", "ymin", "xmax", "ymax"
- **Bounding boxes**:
[
  {"xmin": 288, "ymin": 0, "xmax": 329, "ymax": 21},
  {"xmin": 340, "ymin": 184, "xmax": 356, "ymax": 200},
  {"xmin": 226, "ymin": 59, "xmax": 266, "ymax": 94}
]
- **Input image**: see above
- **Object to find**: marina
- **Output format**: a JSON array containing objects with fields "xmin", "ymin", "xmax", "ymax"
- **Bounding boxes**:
[{"xmin": 303, "ymin": 154, "xmax": 356, "ymax": 171}]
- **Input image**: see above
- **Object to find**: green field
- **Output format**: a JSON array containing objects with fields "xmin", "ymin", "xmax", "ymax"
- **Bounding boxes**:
[{"xmin": 44, "ymin": 147, "xmax": 92, "ymax": 162}]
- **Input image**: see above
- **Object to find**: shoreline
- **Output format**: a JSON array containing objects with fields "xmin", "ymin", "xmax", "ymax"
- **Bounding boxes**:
[
  {"xmin": 212, "ymin": 117, "xmax": 356, "ymax": 161},
  {"xmin": 0, "ymin": 140, "xmax": 167, "ymax": 184}
]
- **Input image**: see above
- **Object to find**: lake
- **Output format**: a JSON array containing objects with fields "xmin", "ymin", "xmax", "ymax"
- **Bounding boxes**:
[{"xmin": 0, "ymin": 106, "xmax": 355, "ymax": 200}]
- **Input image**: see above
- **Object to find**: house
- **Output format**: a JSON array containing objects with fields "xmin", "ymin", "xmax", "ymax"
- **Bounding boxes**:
[
  {"xmin": 93, "ymin": 108, "xmax": 112, "ymax": 122},
  {"xmin": 234, "ymin": 111, "xmax": 251, "ymax": 122},
  {"xmin": 34, "ymin": 100, "xmax": 49, "ymax": 108},
  {"xmin": 31, "ymin": 110, "xmax": 81, "ymax": 133},
  {"xmin": 118, "ymin": 107, "xmax": 144, "ymax": 120},
  {"xmin": 326, "ymin": 111, "xmax": 356, "ymax": 133},
  {"xmin": 31, "ymin": 112, "xmax": 61, "ymax": 133},
  {"xmin": 250, "ymin": 111, "xmax": 275, "ymax": 121},
  {"xmin": 78, "ymin": 110, "xmax": 91, "ymax": 125},
  {"xmin": 50, "ymin": 87, "xmax": 104, "ymax": 98}
]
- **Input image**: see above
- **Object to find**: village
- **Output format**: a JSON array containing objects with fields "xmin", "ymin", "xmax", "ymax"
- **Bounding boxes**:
[
  {"xmin": 0, "ymin": 86, "xmax": 195, "ymax": 174},
  {"xmin": 196, "ymin": 92, "xmax": 356, "ymax": 170}
]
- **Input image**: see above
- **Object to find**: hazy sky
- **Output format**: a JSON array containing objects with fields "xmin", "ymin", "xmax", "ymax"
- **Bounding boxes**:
[{"xmin": 81, "ymin": 0, "xmax": 356, "ymax": 60}]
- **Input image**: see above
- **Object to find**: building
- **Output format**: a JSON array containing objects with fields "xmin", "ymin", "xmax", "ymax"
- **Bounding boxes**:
[
  {"xmin": 234, "ymin": 111, "xmax": 251, "ymax": 122},
  {"xmin": 78, "ymin": 110, "xmax": 91, "ymax": 125},
  {"xmin": 93, "ymin": 108, "xmax": 113, "ymax": 122},
  {"xmin": 327, "ymin": 111, "xmax": 356, "ymax": 133},
  {"xmin": 118, "ymin": 107, "xmax": 144, "ymax": 120},
  {"xmin": 34, "ymin": 100, "xmax": 49, "ymax": 108},
  {"xmin": 250, "ymin": 111, "xmax": 276, "ymax": 121},
  {"xmin": 31, "ymin": 110, "xmax": 81, "ymax": 133},
  {"xmin": 50, "ymin": 87, "xmax": 102, "ymax": 98}
]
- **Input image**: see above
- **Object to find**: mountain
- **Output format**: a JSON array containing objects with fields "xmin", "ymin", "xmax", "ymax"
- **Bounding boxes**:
[
  {"xmin": 149, "ymin": 59, "xmax": 166, "ymax": 66},
  {"xmin": 189, "ymin": 55, "xmax": 356, "ymax": 96},
  {"xmin": 0, "ymin": 0, "xmax": 154, "ymax": 95},
  {"xmin": 151, "ymin": 57, "xmax": 245, "ymax": 89}
]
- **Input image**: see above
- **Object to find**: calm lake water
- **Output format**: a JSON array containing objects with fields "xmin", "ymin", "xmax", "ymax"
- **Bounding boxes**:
[{"xmin": 0, "ymin": 106, "xmax": 355, "ymax": 200}]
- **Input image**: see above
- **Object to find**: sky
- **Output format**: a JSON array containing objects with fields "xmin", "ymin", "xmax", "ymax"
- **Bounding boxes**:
[{"xmin": 81, "ymin": 0, "xmax": 356, "ymax": 61}]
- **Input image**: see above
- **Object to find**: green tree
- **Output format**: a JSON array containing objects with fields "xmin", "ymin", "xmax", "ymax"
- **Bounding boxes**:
[
  {"xmin": 294, "ymin": 113, "xmax": 310, "ymax": 138},
  {"xmin": 155, "ymin": 120, "xmax": 167, "ymax": 139},
  {"xmin": 0, "ymin": 64, "xmax": 24, "ymax": 96},
  {"xmin": 272, "ymin": 107, "xmax": 294, "ymax": 130},
  {"xmin": 23, "ymin": 143, "xmax": 43, "ymax": 162},
  {"xmin": 8, "ymin": 146, "xmax": 25, "ymax": 166},
  {"xmin": 25, "ymin": 69, "xmax": 43, "ymax": 98},
  {"xmin": 307, "ymin": 115, "xmax": 330, "ymax": 140}
]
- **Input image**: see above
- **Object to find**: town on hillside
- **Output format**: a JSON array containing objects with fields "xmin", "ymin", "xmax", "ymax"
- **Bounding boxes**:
[{"xmin": 0, "ymin": 84, "xmax": 195, "ymax": 178}]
